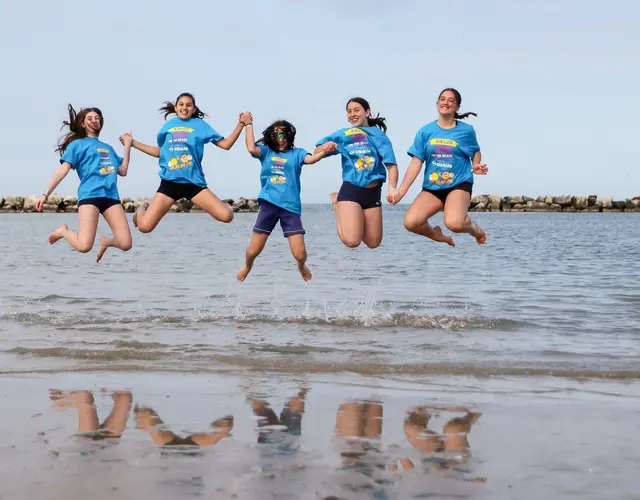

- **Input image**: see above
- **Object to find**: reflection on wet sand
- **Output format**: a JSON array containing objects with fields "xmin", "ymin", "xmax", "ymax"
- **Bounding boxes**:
[
  {"xmin": 47, "ymin": 387, "xmax": 487, "ymax": 497},
  {"xmin": 49, "ymin": 389, "xmax": 132, "ymax": 440}
]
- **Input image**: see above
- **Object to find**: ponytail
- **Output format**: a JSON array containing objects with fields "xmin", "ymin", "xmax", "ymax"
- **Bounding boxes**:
[
  {"xmin": 439, "ymin": 88, "xmax": 477, "ymax": 120},
  {"xmin": 346, "ymin": 97, "xmax": 388, "ymax": 133}
]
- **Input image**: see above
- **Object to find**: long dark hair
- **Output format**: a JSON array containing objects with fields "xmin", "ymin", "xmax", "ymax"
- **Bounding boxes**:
[
  {"xmin": 346, "ymin": 97, "xmax": 387, "ymax": 133},
  {"xmin": 55, "ymin": 104, "xmax": 103, "ymax": 155},
  {"xmin": 439, "ymin": 88, "xmax": 477, "ymax": 120},
  {"xmin": 158, "ymin": 92, "xmax": 207, "ymax": 120},
  {"xmin": 256, "ymin": 120, "xmax": 296, "ymax": 152}
]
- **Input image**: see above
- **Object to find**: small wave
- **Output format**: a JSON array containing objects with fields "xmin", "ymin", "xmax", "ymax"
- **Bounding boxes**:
[
  {"xmin": 7, "ymin": 346, "xmax": 170, "ymax": 361},
  {"xmin": 0, "ymin": 311, "xmax": 522, "ymax": 331}
]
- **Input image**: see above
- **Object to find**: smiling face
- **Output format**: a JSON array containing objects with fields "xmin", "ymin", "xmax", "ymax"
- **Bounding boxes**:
[
  {"xmin": 346, "ymin": 101, "xmax": 370, "ymax": 127},
  {"xmin": 175, "ymin": 95, "xmax": 195, "ymax": 120},
  {"xmin": 437, "ymin": 90, "xmax": 459, "ymax": 118}
]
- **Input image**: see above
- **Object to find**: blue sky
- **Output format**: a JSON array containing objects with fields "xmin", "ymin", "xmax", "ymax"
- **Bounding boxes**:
[{"xmin": 2, "ymin": 0, "xmax": 638, "ymax": 201}]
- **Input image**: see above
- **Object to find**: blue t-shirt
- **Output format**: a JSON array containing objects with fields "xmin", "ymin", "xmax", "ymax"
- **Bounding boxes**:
[
  {"xmin": 316, "ymin": 126, "xmax": 397, "ymax": 187},
  {"xmin": 254, "ymin": 145, "xmax": 309, "ymax": 215},
  {"xmin": 407, "ymin": 120, "xmax": 480, "ymax": 190},
  {"xmin": 157, "ymin": 117, "xmax": 224, "ymax": 186},
  {"xmin": 60, "ymin": 137, "xmax": 122, "ymax": 201}
]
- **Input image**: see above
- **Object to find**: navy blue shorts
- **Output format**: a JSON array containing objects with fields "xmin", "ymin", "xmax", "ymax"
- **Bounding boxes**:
[
  {"xmin": 337, "ymin": 181, "xmax": 382, "ymax": 210},
  {"xmin": 78, "ymin": 197, "xmax": 121, "ymax": 214},
  {"xmin": 253, "ymin": 200, "xmax": 305, "ymax": 237}
]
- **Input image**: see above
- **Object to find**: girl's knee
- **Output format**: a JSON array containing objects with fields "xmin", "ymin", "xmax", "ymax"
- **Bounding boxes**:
[
  {"xmin": 404, "ymin": 214, "xmax": 423, "ymax": 232},
  {"xmin": 364, "ymin": 238, "xmax": 382, "ymax": 249},
  {"xmin": 444, "ymin": 217, "xmax": 466, "ymax": 233},
  {"xmin": 291, "ymin": 248, "xmax": 307, "ymax": 263},
  {"xmin": 77, "ymin": 241, "xmax": 93, "ymax": 253},
  {"xmin": 219, "ymin": 209, "xmax": 234, "ymax": 224},
  {"xmin": 118, "ymin": 239, "xmax": 132, "ymax": 252},
  {"xmin": 342, "ymin": 237, "xmax": 361, "ymax": 248}
]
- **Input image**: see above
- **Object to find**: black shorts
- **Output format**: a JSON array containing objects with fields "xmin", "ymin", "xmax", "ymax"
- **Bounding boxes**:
[
  {"xmin": 337, "ymin": 181, "xmax": 382, "ymax": 210},
  {"xmin": 78, "ymin": 197, "xmax": 121, "ymax": 214},
  {"xmin": 157, "ymin": 179, "xmax": 206, "ymax": 201},
  {"xmin": 423, "ymin": 182, "xmax": 473, "ymax": 204}
]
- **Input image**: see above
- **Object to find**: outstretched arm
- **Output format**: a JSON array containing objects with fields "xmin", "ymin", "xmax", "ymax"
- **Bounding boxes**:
[
  {"xmin": 120, "ymin": 134, "xmax": 160, "ymax": 158},
  {"xmin": 472, "ymin": 151, "xmax": 488, "ymax": 174},
  {"xmin": 36, "ymin": 162, "xmax": 72, "ymax": 211},
  {"xmin": 391, "ymin": 156, "xmax": 423, "ymax": 204},
  {"xmin": 216, "ymin": 112, "xmax": 252, "ymax": 151},
  {"xmin": 117, "ymin": 134, "xmax": 133, "ymax": 176},
  {"xmin": 304, "ymin": 142, "xmax": 337, "ymax": 164}
]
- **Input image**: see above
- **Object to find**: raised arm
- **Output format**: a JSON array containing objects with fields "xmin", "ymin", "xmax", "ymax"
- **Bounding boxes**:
[
  {"xmin": 243, "ymin": 116, "xmax": 262, "ymax": 157},
  {"xmin": 215, "ymin": 112, "xmax": 252, "ymax": 151},
  {"xmin": 36, "ymin": 162, "xmax": 72, "ymax": 211},
  {"xmin": 392, "ymin": 156, "xmax": 424, "ymax": 204},
  {"xmin": 120, "ymin": 134, "xmax": 160, "ymax": 158},
  {"xmin": 117, "ymin": 133, "xmax": 133, "ymax": 176}
]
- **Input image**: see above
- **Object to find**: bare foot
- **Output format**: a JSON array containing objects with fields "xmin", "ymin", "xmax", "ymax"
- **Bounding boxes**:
[
  {"xmin": 237, "ymin": 265, "xmax": 252, "ymax": 282},
  {"xmin": 470, "ymin": 221, "xmax": 487, "ymax": 245},
  {"xmin": 96, "ymin": 236, "xmax": 110, "ymax": 263},
  {"xmin": 329, "ymin": 192, "xmax": 338, "ymax": 208},
  {"xmin": 133, "ymin": 202, "xmax": 148, "ymax": 229},
  {"xmin": 298, "ymin": 263, "xmax": 312, "ymax": 281},
  {"xmin": 48, "ymin": 224, "xmax": 68, "ymax": 245},
  {"xmin": 49, "ymin": 389, "xmax": 94, "ymax": 408},
  {"xmin": 432, "ymin": 225, "xmax": 455, "ymax": 247}
]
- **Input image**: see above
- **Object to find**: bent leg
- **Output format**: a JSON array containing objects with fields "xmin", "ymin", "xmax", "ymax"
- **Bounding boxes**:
[
  {"xmin": 362, "ymin": 207, "xmax": 383, "ymax": 249},
  {"xmin": 135, "ymin": 192, "xmax": 174, "ymax": 234},
  {"xmin": 443, "ymin": 190, "xmax": 486, "ymax": 244},
  {"xmin": 48, "ymin": 205, "xmax": 99, "ymax": 253},
  {"xmin": 99, "ymin": 391, "xmax": 133, "ymax": 437},
  {"xmin": 403, "ymin": 191, "xmax": 454, "ymax": 246},
  {"xmin": 332, "ymin": 199, "xmax": 365, "ymax": 248},
  {"xmin": 287, "ymin": 234, "xmax": 311, "ymax": 281},
  {"xmin": 237, "ymin": 232, "xmax": 269, "ymax": 281},
  {"xmin": 96, "ymin": 204, "xmax": 133, "ymax": 262},
  {"xmin": 191, "ymin": 188, "xmax": 234, "ymax": 223}
]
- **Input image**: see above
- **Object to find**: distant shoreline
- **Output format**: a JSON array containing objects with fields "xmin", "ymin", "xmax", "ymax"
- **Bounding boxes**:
[{"xmin": 0, "ymin": 194, "xmax": 639, "ymax": 213}]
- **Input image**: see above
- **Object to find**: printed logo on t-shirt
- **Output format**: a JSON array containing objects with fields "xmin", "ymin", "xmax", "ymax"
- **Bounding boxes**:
[
  {"xmin": 97, "ymin": 148, "xmax": 115, "ymax": 175},
  {"xmin": 344, "ymin": 128, "xmax": 376, "ymax": 172},
  {"xmin": 167, "ymin": 127, "xmax": 195, "ymax": 170},
  {"xmin": 269, "ymin": 156, "xmax": 288, "ymax": 184}
]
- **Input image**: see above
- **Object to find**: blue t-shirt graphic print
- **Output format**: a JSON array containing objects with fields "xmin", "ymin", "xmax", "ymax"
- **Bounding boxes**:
[
  {"xmin": 316, "ymin": 126, "xmax": 397, "ymax": 187},
  {"xmin": 407, "ymin": 120, "xmax": 480, "ymax": 190},
  {"xmin": 60, "ymin": 137, "xmax": 122, "ymax": 201},
  {"xmin": 255, "ymin": 145, "xmax": 309, "ymax": 215},
  {"xmin": 157, "ymin": 117, "xmax": 224, "ymax": 186}
]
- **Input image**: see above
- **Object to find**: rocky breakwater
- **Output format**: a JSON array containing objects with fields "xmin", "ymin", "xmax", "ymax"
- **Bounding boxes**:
[
  {"xmin": 469, "ymin": 195, "xmax": 640, "ymax": 212},
  {"xmin": 0, "ymin": 196, "xmax": 260, "ymax": 213}
]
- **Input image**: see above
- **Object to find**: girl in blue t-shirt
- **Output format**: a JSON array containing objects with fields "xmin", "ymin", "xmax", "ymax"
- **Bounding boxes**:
[
  {"xmin": 121, "ymin": 92, "xmax": 251, "ymax": 233},
  {"xmin": 390, "ymin": 88, "xmax": 488, "ymax": 246},
  {"xmin": 236, "ymin": 115, "xmax": 334, "ymax": 282},
  {"xmin": 37, "ymin": 104, "xmax": 133, "ymax": 262},
  {"xmin": 314, "ymin": 97, "xmax": 400, "ymax": 250}
]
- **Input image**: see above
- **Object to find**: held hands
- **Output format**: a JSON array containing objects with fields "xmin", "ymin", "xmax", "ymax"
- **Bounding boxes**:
[
  {"xmin": 472, "ymin": 163, "xmax": 488, "ymax": 175},
  {"xmin": 387, "ymin": 187, "xmax": 405, "ymax": 205},
  {"xmin": 119, "ymin": 133, "xmax": 134, "ymax": 147},
  {"xmin": 319, "ymin": 141, "xmax": 338, "ymax": 155},
  {"xmin": 239, "ymin": 112, "xmax": 253, "ymax": 126}
]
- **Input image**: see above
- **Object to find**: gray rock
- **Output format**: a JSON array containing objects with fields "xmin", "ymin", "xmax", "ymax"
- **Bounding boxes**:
[
  {"xmin": 488, "ymin": 195, "xmax": 501, "ymax": 210},
  {"xmin": 547, "ymin": 204, "xmax": 562, "ymax": 212},
  {"xmin": 572, "ymin": 196, "xmax": 588, "ymax": 210},
  {"xmin": 65, "ymin": 205, "xmax": 78, "ymax": 213},
  {"xmin": 169, "ymin": 204, "xmax": 179, "ymax": 212},
  {"xmin": 510, "ymin": 204, "xmax": 525, "ymax": 212},
  {"xmin": 174, "ymin": 199, "xmax": 193, "ymax": 212},
  {"xmin": 535, "ymin": 196, "xmax": 546, "ymax": 203},
  {"xmin": 598, "ymin": 196, "xmax": 613, "ymax": 209},
  {"xmin": 587, "ymin": 195, "xmax": 597, "ymax": 206},
  {"xmin": 506, "ymin": 196, "xmax": 524, "ymax": 205},
  {"xmin": 4, "ymin": 196, "xmax": 25, "ymax": 209},
  {"xmin": 525, "ymin": 201, "xmax": 550, "ymax": 211},
  {"xmin": 471, "ymin": 195, "xmax": 489, "ymax": 206},
  {"xmin": 47, "ymin": 194, "xmax": 63, "ymax": 206},
  {"xmin": 0, "ymin": 197, "xmax": 4, "ymax": 208},
  {"xmin": 625, "ymin": 199, "xmax": 639, "ymax": 209},
  {"xmin": 247, "ymin": 199, "xmax": 259, "ymax": 211},
  {"xmin": 562, "ymin": 206, "xmax": 577, "ymax": 212},
  {"xmin": 612, "ymin": 200, "xmax": 626, "ymax": 210},
  {"xmin": 63, "ymin": 196, "xmax": 78, "ymax": 207},
  {"xmin": 23, "ymin": 196, "xmax": 38, "ymax": 212},
  {"xmin": 545, "ymin": 196, "xmax": 554, "ymax": 205},
  {"xmin": 585, "ymin": 206, "xmax": 602, "ymax": 212},
  {"xmin": 123, "ymin": 202, "xmax": 135, "ymax": 213},
  {"xmin": 553, "ymin": 195, "xmax": 573, "ymax": 207},
  {"xmin": 471, "ymin": 202, "xmax": 488, "ymax": 211}
]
